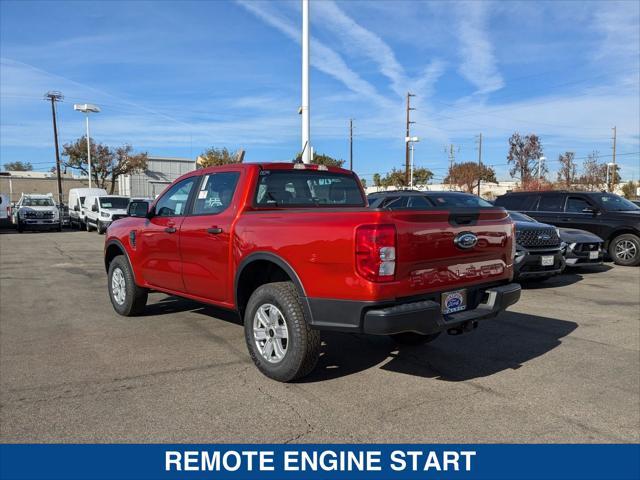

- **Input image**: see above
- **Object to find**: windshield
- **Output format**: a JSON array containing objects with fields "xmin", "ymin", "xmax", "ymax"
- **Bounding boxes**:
[
  {"xmin": 424, "ymin": 193, "xmax": 493, "ymax": 208},
  {"xmin": 255, "ymin": 170, "xmax": 365, "ymax": 207},
  {"xmin": 593, "ymin": 194, "xmax": 640, "ymax": 211},
  {"xmin": 99, "ymin": 197, "xmax": 130, "ymax": 209},
  {"xmin": 22, "ymin": 197, "xmax": 54, "ymax": 207},
  {"xmin": 509, "ymin": 211, "xmax": 537, "ymax": 222}
]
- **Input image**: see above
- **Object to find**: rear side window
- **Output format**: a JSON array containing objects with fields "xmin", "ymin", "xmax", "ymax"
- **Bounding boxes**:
[
  {"xmin": 255, "ymin": 170, "xmax": 364, "ymax": 207},
  {"xmin": 192, "ymin": 172, "xmax": 240, "ymax": 215},
  {"xmin": 496, "ymin": 194, "xmax": 538, "ymax": 210},
  {"xmin": 538, "ymin": 194, "xmax": 565, "ymax": 212}
]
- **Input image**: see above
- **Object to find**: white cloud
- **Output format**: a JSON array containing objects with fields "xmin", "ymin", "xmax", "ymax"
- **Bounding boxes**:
[{"xmin": 455, "ymin": 2, "xmax": 504, "ymax": 95}]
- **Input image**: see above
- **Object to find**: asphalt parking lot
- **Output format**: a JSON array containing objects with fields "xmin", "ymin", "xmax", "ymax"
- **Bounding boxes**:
[{"xmin": 1, "ymin": 229, "xmax": 639, "ymax": 443}]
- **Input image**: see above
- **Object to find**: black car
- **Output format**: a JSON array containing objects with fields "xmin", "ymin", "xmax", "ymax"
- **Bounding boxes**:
[
  {"xmin": 495, "ymin": 191, "xmax": 640, "ymax": 266},
  {"xmin": 559, "ymin": 227, "xmax": 605, "ymax": 267},
  {"xmin": 508, "ymin": 211, "xmax": 565, "ymax": 281},
  {"xmin": 368, "ymin": 190, "xmax": 493, "ymax": 209}
]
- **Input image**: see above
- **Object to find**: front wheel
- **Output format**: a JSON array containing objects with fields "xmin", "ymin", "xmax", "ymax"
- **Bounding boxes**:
[
  {"xmin": 609, "ymin": 234, "xmax": 640, "ymax": 266},
  {"xmin": 244, "ymin": 282, "xmax": 321, "ymax": 382},
  {"xmin": 390, "ymin": 332, "xmax": 441, "ymax": 345},
  {"xmin": 86, "ymin": 219, "xmax": 93, "ymax": 232},
  {"xmin": 108, "ymin": 255, "xmax": 148, "ymax": 316},
  {"xmin": 17, "ymin": 219, "xmax": 23, "ymax": 233},
  {"xmin": 97, "ymin": 221, "xmax": 105, "ymax": 235}
]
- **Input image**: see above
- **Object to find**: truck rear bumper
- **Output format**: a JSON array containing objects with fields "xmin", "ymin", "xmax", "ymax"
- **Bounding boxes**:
[{"xmin": 306, "ymin": 283, "xmax": 521, "ymax": 335}]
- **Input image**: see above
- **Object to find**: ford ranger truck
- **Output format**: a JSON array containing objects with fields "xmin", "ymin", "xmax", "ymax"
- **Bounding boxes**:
[{"xmin": 104, "ymin": 163, "xmax": 520, "ymax": 382}]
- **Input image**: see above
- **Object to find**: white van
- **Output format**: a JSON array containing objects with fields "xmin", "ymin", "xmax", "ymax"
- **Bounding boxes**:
[
  {"xmin": 83, "ymin": 194, "xmax": 130, "ymax": 234},
  {"xmin": 68, "ymin": 188, "xmax": 107, "ymax": 229}
]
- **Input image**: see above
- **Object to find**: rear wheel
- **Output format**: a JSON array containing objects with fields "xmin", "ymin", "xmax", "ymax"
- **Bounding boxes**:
[
  {"xmin": 609, "ymin": 234, "xmax": 640, "ymax": 266},
  {"xmin": 108, "ymin": 255, "xmax": 148, "ymax": 316},
  {"xmin": 244, "ymin": 282, "xmax": 321, "ymax": 382},
  {"xmin": 390, "ymin": 332, "xmax": 441, "ymax": 345},
  {"xmin": 86, "ymin": 219, "xmax": 93, "ymax": 232}
]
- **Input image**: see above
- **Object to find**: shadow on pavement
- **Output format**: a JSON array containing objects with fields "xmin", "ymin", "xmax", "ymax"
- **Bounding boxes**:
[
  {"xmin": 301, "ymin": 311, "xmax": 577, "ymax": 383},
  {"xmin": 520, "ymin": 263, "xmax": 613, "ymax": 290}
]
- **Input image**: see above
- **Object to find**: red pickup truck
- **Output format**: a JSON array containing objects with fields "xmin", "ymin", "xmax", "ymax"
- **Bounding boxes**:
[{"xmin": 104, "ymin": 163, "xmax": 520, "ymax": 381}]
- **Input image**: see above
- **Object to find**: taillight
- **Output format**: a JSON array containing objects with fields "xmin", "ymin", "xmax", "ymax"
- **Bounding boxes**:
[{"xmin": 355, "ymin": 224, "xmax": 396, "ymax": 282}]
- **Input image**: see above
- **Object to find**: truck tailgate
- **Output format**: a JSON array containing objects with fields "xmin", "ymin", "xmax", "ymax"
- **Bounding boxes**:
[{"xmin": 388, "ymin": 208, "xmax": 514, "ymax": 294}]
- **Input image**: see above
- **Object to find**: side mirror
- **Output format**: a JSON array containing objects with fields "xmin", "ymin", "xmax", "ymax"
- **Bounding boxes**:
[
  {"xmin": 128, "ymin": 201, "xmax": 151, "ymax": 218},
  {"xmin": 74, "ymin": 205, "xmax": 80, "ymax": 212},
  {"xmin": 91, "ymin": 205, "xmax": 98, "ymax": 212}
]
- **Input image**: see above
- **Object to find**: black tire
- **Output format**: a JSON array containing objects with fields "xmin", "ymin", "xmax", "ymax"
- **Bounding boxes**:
[
  {"xmin": 86, "ymin": 219, "xmax": 92, "ymax": 232},
  {"xmin": 97, "ymin": 221, "xmax": 105, "ymax": 235},
  {"xmin": 390, "ymin": 331, "xmax": 441, "ymax": 345},
  {"xmin": 609, "ymin": 234, "xmax": 640, "ymax": 266},
  {"xmin": 56, "ymin": 224, "xmax": 62, "ymax": 232},
  {"xmin": 17, "ymin": 219, "xmax": 23, "ymax": 233},
  {"xmin": 107, "ymin": 255, "xmax": 148, "ymax": 316},
  {"xmin": 244, "ymin": 282, "xmax": 321, "ymax": 382}
]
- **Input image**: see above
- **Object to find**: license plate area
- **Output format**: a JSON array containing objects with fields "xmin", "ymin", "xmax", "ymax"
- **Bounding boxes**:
[
  {"xmin": 441, "ymin": 289, "xmax": 467, "ymax": 315},
  {"xmin": 541, "ymin": 255, "xmax": 554, "ymax": 266},
  {"xmin": 589, "ymin": 251, "xmax": 599, "ymax": 260}
]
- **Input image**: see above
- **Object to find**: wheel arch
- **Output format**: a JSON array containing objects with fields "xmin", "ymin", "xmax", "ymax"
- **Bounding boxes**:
[
  {"xmin": 606, "ymin": 228, "xmax": 640, "ymax": 246},
  {"xmin": 104, "ymin": 239, "xmax": 133, "ymax": 273},
  {"xmin": 234, "ymin": 252, "xmax": 309, "ymax": 318}
]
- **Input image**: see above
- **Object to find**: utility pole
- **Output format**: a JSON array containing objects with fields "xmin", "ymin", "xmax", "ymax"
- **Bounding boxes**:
[
  {"xmin": 349, "ymin": 118, "xmax": 353, "ymax": 171},
  {"xmin": 405, "ymin": 92, "xmax": 416, "ymax": 185},
  {"xmin": 611, "ymin": 126, "xmax": 617, "ymax": 191},
  {"xmin": 446, "ymin": 144, "xmax": 458, "ymax": 190},
  {"xmin": 300, "ymin": 0, "xmax": 311, "ymax": 164},
  {"xmin": 476, "ymin": 133, "xmax": 483, "ymax": 196},
  {"xmin": 45, "ymin": 91, "xmax": 64, "ymax": 228}
]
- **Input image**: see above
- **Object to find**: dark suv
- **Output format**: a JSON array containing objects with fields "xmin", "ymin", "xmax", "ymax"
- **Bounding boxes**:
[{"xmin": 495, "ymin": 191, "xmax": 640, "ymax": 266}]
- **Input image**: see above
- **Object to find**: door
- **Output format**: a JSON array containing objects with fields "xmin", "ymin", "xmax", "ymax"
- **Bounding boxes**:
[
  {"xmin": 138, "ymin": 176, "xmax": 197, "ymax": 292},
  {"xmin": 179, "ymin": 171, "xmax": 241, "ymax": 304},
  {"xmin": 561, "ymin": 195, "xmax": 603, "ymax": 236},
  {"xmin": 533, "ymin": 193, "xmax": 566, "ymax": 226}
]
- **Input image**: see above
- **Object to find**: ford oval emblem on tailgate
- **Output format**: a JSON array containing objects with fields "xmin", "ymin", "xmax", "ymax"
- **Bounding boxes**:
[{"xmin": 454, "ymin": 232, "xmax": 478, "ymax": 249}]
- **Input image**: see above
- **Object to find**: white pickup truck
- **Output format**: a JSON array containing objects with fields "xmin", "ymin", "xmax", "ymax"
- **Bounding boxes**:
[{"xmin": 12, "ymin": 193, "xmax": 61, "ymax": 233}]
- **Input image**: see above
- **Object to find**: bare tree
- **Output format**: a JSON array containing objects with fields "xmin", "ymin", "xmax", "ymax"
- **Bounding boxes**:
[
  {"xmin": 556, "ymin": 151, "xmax": 577, "ymax": 188},
  {"xmin": 507, "ymin": 132, "xmax": 544, "ymax": 185},
  {"xmin": 578, "ymin": 151, "xmax": 607, "ymax": 191}
]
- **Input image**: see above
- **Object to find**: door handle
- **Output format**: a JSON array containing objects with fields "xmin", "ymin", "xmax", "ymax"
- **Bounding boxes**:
[
  {"xmin": 164, "ymin": 227, "xmax": 177, "ymax": 233},
  {"xmin": 207, "ymin": 227, "xmax": 223, "ymax": 235}
]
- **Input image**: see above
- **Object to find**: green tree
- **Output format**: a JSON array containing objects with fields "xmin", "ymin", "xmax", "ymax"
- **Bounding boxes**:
[
  {"xmin": 412, "ymin": 167, "xmax": 434, "ymax": 187},
  {"xmin": 3, "ymin": 161, "xmax": 33, "ymax": 171},
  {"xmin": 197, "ymin": 147, "xmax": 241, "ymax": 168},
  {"xmin": 444, "ymin": 162, "xmax": 497, "ymax": 193},
  {"xmin": 62, "ymin": 137, "xmax": 148, "ymax": 193},
  {"xmin": 372, "ymin": 173, "xmax": 381, "ymax": 187},
  {"xmin": 507, "ymin": 132, "xmax": 544, "ymax": 184},
  {"xmin": 293, "ymin": 152, "xmax": 345, "ymax": 168}
]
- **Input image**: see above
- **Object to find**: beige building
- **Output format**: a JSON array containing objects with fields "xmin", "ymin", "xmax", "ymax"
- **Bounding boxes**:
[{"xmin": 0, "ymin": 172, "xmax": 112, "ymax": 204}]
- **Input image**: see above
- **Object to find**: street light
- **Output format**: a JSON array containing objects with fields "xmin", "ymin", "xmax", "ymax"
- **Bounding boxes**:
[
  {"xmin": 405, "ymin": 136, "xmax": 420, "ymax": 188},
  {"xmin": 73, "ymin": 103, "xmax": 100, "ymax": 188},
  {"xmin": 538, "ymin": 156, "xmax": 546, "ymax": 180}
]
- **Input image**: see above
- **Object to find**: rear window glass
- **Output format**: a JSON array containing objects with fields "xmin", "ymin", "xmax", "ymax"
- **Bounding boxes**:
[
  {"xmin": 99, "ymin": 197, "xmax": 130, "ymax": 209},
  {"xmin": 255, "ymin": 170, "xmax": 364, "ymax": 207},
  {"xmin": 538, "ymin": 194, "xmax": 565, "ymax": 212},
  {"xmin": 424, "ymin": 193, "xmax": 492, "ymax": 207},
  {"xmin": 495, "ymin": 194, "xmax": 538, "ymax": 210}
]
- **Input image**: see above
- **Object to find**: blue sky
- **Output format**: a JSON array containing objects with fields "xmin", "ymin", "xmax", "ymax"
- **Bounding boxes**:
[{"xmin": 1, "ymin": 0, "xmax": 639, "ymax": 183}]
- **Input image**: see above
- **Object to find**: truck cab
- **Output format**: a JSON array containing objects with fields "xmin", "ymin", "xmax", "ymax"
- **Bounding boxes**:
[{"xmin": 84, "ymin": 195, "xmax": 130, "ymax": 234}]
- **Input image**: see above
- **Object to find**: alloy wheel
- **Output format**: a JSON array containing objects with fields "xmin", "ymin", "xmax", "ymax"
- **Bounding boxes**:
[
  {"xmin": 111, "ymin": 267, "xmax": 126, "ymax": 305},
  {"xmin": 253, "ymin": 303, "xmax": 289, "ymax": 363},
  {"xmin": 615, "ymin": 239, "xmax": 637, "ymax": 261}
]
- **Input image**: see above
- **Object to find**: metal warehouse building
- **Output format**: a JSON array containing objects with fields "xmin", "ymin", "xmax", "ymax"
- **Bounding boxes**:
[{"xmin": 118, "ymin": 156, "xmax": 195, "ymax": 198}]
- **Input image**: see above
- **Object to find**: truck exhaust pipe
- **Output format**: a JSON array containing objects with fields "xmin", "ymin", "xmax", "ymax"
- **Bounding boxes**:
[{"xmin": 447, "ymin": 321, "xmax": 478, "ymax": 336}]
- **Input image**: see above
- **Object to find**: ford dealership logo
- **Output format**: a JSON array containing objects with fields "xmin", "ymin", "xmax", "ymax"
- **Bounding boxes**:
[
  {"xmin": 454, "ymin": 232, "xmax": 478, "ymax": 249},
  {"xmin": 538, "ymin": 234, "xmax": 551, "ymax": 241},
  {"xmin": 446, "ymin": 293, "xmax": 464, "ymax": 310}
]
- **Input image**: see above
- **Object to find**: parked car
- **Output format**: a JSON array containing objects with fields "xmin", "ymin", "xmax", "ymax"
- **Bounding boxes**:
[
  {"xmin": 559, "ymin": 228, "xmax": 605, "ymax": 267},
  {"xmin": 631, "ymin": 200, "xmax": 640, "ymax": 208},
  {"xmin": 494, "ymin": 191, "xmax": 640, "ymax": 266},
  {"xmin": 508, "ymin": 211, "xmax": 565, "ymax": 281},
  {"xmin": 368, "ymin": 189, "xmax": 493, "ymax": 209},
  {"xmin": 84, "ymin": 195, "xmax": 130, "ymax": 234},
  {"xmin": 11, "ymin": 193, "xmax": 61, "ymax": 232},
  {"xmin": 68, "ymin": 187, "xmax": 107, "ymax": 229},
  {"xmin": 0, "ymin": 193, "xmax": 10, "ymax": 227},
  {"xmin": 104, "ymin": 163, "xmax": 520, "ymax": 382}
]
